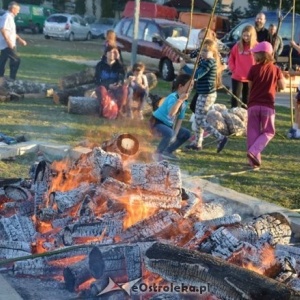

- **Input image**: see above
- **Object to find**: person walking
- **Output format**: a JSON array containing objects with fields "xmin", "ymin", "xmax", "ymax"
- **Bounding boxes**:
[
  {"xmin": 150, "ymin": 73, "xmax": 192, "ymax": 161},
  {"xmin": 254, "ymin": 12, "xmax": 269, "ymax": 42},
  {"xmin": 267, "ymin": 24, "xmax": 283, "ymax": 62},
  {"xmin": 246, "ymin": 41, "xmax": 285, "ymax": 169},
  {"xmin": 0, "ymin": 2, "xmax": 27, "ymax": 80},
  {"xmin": 228, "ymin": 25, "xmax": 257, "ymax": 108},
  {"xmin": 182, "ymin": 39, "xmax": 228, "ymax": 153}
]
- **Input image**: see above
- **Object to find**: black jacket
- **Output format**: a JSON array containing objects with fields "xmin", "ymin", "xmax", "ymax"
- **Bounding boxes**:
[{"xmin": 94, "ymin": 57, "xmax": 125, "ymax": 89}]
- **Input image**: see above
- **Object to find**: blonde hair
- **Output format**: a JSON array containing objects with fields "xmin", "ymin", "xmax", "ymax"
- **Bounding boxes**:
[
  {"xmin": 238, "ymin": 25, "xmax": 257, "ymax": 52},
  {"xmin": 198, "ymin": 27, "xmax": 217, "ymax": 41},
  {"xmin": 202, "ymin": 39, "xmax": 222, "ymax": 88}
]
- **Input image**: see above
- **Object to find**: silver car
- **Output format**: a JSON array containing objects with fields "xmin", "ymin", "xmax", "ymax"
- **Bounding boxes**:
[{"xmin": 43, "ymin": 13, "xmax": 92, "ymax": 41}]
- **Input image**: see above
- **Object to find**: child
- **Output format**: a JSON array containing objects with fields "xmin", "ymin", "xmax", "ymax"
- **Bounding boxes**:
[
  {"xmin": 228, "ymin": 25, "xmax": 257, "ymax": 108},
  {"xmin": 182, "ymin": 39, "xmax": 228, "ymax": 153},
  {"xmin": 103, "ymin": 30, "xmax": 122, "ymax": 62},
  {"xmin": 127, "ymin": 62, "xmax": 149, "ymax": 120},
  {"xmin": 151, "ymin": 74, "xmax": 192, "ymax": 161},
  {"xmin": 247, "ymin": 41, "xmax": 285, "ymax": 169}
]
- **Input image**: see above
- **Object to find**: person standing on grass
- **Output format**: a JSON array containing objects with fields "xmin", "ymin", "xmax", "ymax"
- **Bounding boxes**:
[
  {"xmin": 150, "ymin": 73, "xmax": 192, "ymax": 161},
  {"xmin": 246, "ymin": 41, "xmax": 285, "ymax": 169},
  {"xmin": 181, "ymin": 39, "xmax": 228, "ymax": 153},
  {"xmin": 228, "ymin": 25, "xmax": 257, "ymax": 108},
  {"xmin": 267, "ymin": 24, "xmax": 283, "ymax": 62},
  {"xmin": 0, "ymin": 2, "xmax": 27, "ymax": 80}
]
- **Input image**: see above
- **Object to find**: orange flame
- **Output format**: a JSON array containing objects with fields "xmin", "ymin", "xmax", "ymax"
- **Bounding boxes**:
[
  {"xmin": 48, "ymin": 255, "xmax": 86, "ymax": 267},
  {"xmin": 77, "ymin": 278, "xmax": 96, "ymax": 292}
]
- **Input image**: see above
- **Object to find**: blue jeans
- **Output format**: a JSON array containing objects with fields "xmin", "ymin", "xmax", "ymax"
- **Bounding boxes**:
[{"xmin": 153, "ymin": 122, "xmax": 190, "ymax": 154}]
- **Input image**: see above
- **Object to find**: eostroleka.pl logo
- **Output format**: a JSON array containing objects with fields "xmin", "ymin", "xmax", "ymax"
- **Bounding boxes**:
[{"xmin": 98, "ymin": 277, "xmax": 209, "ymax": 297}]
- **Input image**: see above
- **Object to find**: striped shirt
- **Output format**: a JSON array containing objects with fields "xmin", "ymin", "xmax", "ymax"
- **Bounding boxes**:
[{"xmin": 183, "ymin": 58, "xmax": 217, "ymax": 94}]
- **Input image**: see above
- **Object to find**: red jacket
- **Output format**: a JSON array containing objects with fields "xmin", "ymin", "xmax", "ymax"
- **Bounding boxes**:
[{"xmin": 228, "ymin": 42, "xmax": 256, "ymax": 82}]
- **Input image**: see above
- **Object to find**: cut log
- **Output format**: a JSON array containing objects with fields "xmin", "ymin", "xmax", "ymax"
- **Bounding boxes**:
[
  {"xmin": 88, "ymin": 244, "xmax": 142, "ymax": 280},
  {"xmin": 58, "ymin": 67, "xmax": 95, "ymax": 89},
  {"xmin": 53, "ymin": 83, "xmax": 95, "ymax": 105},
  {"xmin": 63, "ymin": 258, "xmax": 92, "ymax": 292},
  {"xmin": 67, "ymin": 96, "xmax": 99, "ymax": 114},
  {"xmin": 101, "ymin": 133, "xmax": 140, "ymax": 159},
  {"xmin": 145, "ymin": 242, "xmax": 300, "ymax": 300},
  {"xmin": 4, "ymin": 185, "xmax": 32, "ymax": 202}
]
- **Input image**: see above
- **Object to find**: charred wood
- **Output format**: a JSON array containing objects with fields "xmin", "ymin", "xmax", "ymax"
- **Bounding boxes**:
[
  {"xmin": 0, "ymin": 241, "xmax": 32, "ymax": 259},
  {"xmin": 88, "ymin": 244, "xmax": 142, "ymax": 280},
  {"xmin": 4, "ymin": 185, "xmax": 32, "ymax": 202},
  {"xmin": 63, "ymin": 257, "xmax": 92, "ymax": 292},
  {"xmin": 145, "ymin": 242, "xmax": 300, "ymax": 300}
]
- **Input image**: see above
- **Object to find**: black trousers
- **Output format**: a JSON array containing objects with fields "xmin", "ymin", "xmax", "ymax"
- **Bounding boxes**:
[
  {"xmin": 231, "ymin": 78, "xmax": 249, "ymax": 108},
  {"xmin": 0, "ymin": 47, "xmax": 21, "ymax": 80}
]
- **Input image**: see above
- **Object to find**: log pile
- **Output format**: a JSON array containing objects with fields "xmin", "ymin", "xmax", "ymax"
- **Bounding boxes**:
[{"xmin": 0, "ymin": 134, "xmax": 300, "ymax": 299}]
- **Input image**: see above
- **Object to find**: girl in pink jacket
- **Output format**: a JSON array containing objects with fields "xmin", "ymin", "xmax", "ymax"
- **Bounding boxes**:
[{"xmin": 228, "ymin": 25, "xmax": 257, "ymax": 108}]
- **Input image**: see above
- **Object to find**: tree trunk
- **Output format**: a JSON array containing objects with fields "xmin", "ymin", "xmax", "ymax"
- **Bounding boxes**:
[{"xmin": 58, "ymin": 67, "xmax": 95, "ymax": 89}]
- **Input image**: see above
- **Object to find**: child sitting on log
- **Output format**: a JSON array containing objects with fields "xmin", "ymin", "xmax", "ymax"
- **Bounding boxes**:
[
  {"xmin": 95, "ymin": 45, "xmax": 128, "ymax": 119},
  {"xmin": 126, "ymin": 62, "xmax": 149, "ymax": 120}
]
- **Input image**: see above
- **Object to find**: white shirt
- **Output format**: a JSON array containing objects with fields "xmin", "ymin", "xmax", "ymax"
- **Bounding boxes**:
[{"xmin": 0, "ymin": 12, "xmax": 17, "ymax": 50}]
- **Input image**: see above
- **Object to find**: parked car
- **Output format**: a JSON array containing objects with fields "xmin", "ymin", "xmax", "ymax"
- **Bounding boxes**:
[
  {"xmin": 43, "ymin": 13, "xmax": 92, "ymax": 41},
  {"xmin": 221, "ymin": 11, "xmax": 300, "ymax": 67},
  {"xmin": 114, "ymin": 17, "xmax": 190, "ymax": 81},
  {"xmin": 15, "ymin": 4, "xmax": 56, "ymax": 34},
  {"xmin": 84, "ymin": 16, "xmax": 116, "ymax": 39}
]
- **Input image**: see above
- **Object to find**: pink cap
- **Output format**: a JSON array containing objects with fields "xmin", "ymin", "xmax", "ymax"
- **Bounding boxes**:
[{"xmin": 250, "ymin": 41, "xmax": 273, "ymax": 54}]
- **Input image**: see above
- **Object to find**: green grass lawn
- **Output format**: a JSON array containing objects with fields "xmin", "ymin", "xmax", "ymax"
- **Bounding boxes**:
[{"xmin": 0, "ymin": 35, "xmax": 299, "ymax": 209}]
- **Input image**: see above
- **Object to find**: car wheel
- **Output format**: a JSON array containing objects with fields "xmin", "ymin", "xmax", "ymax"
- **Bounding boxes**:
[
  {"xmin": 68, "ymin": 33, "xmax": 74, "ymax": 41},
  {"xmin": 32, "ymin": 24, "xmax": 40, "ymax": 34},
  {"xmin": 161, "ymin": 59, "xmax": 175, "ymax": 81},
  {"xmin": 44, "ymin": 35, "xmax": 50, "ymax": 40},
  {"xmin": 86, "ymin": 32, "xmax": 92, "ymax": 41}
]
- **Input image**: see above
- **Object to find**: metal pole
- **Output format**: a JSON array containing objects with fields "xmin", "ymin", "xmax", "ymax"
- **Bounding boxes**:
[{"xmin": 131, "ymin": 0, "xmax": 140, "ymax": 66}]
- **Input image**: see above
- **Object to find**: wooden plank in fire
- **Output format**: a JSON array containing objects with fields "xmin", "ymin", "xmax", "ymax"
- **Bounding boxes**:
[
  {"xmin": 51, "ymin": 182, "xmax": 96, "ymax": 213},
  {"xmin": 0, "ymin": 215, "xmax": 36, "ymax": 242},
  {"xmin": 130, "ymin": 161, "xmax": 182, "ymax": 197},
  {"xmin": 145, "ymin": 242, "xmax": 300, "ymax": 300},
  {"xmin": 62, "ymin": 217, "xmax": 123, "ymax": 246},
  {"xmin": 88, "ymin": 244, "xmax": 142, "ymax": 280},
  {"xmin": 120, "ymin": 210, "xmax": 181, "ymax": 243}
]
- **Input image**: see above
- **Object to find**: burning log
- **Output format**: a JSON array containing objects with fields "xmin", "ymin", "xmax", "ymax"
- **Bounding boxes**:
[
  {"xmin": 120, "ymin": 210, "xmax": 181, "ymax": 242},
  {"xmin": 0, "ymin": 215, "xmax": 36, "ymax": 242},
  {"xmin": 101, "ymin": 133, "xmax": 140, "ymax": 159},
  {"xmin": 58, "ymin": 67, "xmax": 95, "ymax": 90},
  {"xmin": 53, "ymin": 83, "xmax": 95, "ymax": 105},
  {"xmin": 50, "ymin": 183, "xmax": 96, "ymax": 213},
  {"xmin": 63, "ymin": 257, "xmax": 92, "ymax": 292},
  {"xmin": 4, "ymin": 185, "xmax": 32, "ymax": 202},
  {"xmin": 145, "ymin": 242, "xmax": 300, "ymax": 300},
  {"xmin": 88, "ymin": 244, "xmax": 142, "ymax": 280},
  {"xmin": 0, "ymin": 241, "xmax": 32, "ymax": 259},
  {"xmin": 62, "ymin": 216, "xmax": 123, "ymax": 246},
  {"xmin": 67, "ymin": 96, "xmax": 99, "ymax": 115},
  {"xmin": 130, "ymin": 161, "xmax": 181, "ymax": 197}
]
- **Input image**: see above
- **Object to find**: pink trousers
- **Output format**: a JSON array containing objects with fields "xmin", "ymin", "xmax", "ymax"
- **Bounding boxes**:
[{"xmin": 247, "ymin": 105, "xmax": 275, "ymax": 165}]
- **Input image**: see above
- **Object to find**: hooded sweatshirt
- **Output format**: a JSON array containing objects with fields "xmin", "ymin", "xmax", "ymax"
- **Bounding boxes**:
[{"xmin": 228, "ymin": 42, "xmax": 256, "ymax": 82}]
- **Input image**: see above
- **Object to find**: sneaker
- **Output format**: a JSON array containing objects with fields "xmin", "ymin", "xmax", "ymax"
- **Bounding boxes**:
[
  {"xmin": 185, "ymin": 144, "xmax": 202, "ymax": 151},
  {"xmin": 217, "ymin": 136, "xmax": 228, "ymax": 153},
  {"xmin": 247, "ymin": 152, "xmax": 261, "ymax": 167},
  {"xmin": 161, "ymin": 152, "xmax": 179, "ymax": 160},
  {"xmin": 287, "ymin": 128, "xmax": 296, "ymax": 139}
]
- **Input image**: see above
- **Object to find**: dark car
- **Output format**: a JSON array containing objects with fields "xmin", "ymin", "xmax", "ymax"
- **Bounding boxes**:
[
  {"xmin": 221, "ymin": 11, "xmax": 300, "ymax": 67},
  {"xmin": 114, "ymin": 17, "xmax": 190, "ymax": 81},
  {"xmin": 84, "ymin": 16, "xmax": 116, "ymax": 39}
]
